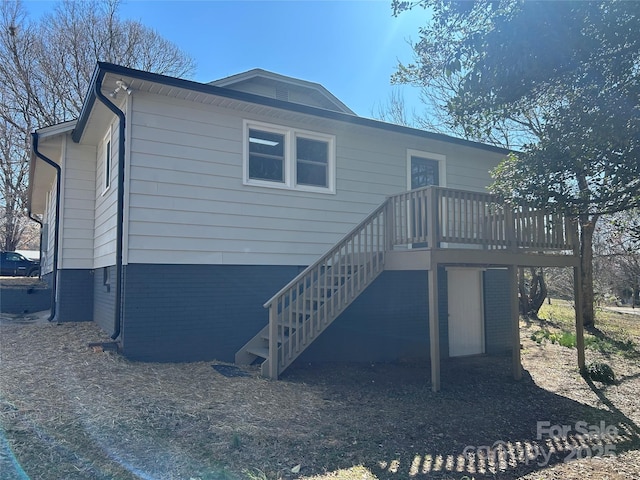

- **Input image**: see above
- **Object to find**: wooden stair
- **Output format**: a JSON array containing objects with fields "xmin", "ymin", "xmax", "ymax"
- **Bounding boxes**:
[{"xmin": 235, "ymin": 203, "xmax": 388, "ymax": 379}]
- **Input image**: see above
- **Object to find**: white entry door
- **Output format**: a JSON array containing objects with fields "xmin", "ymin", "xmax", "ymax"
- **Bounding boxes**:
[{"xmin": 447, "ymin": 268, "xmax": 485, "ymax": 357}]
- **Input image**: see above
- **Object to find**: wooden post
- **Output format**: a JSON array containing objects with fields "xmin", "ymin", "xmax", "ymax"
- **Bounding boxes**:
[
  {"xmin": 574, "ymin": 265, "xmax": 586, "ymax": 373},
  {"xmin": 428, "ymin": 266, "xmax": 441, "ymax": 392},
  {"xmin": 505, "ymin": 207, "xmax": 517, "ymax": 252},
  {"xmin": 385, "ymin": 198, "xmax": 394, "ymax": 251},
  {"xmin": 509, "ymin": 265, "xmax": 522, "ymax": 380},
  {"xmin": 427, "ymin": 187, "xmax": 438, "ymax": 249},
  {"xmin": 268, "ymin": 303, "xmax": 278, "ymax": 380}
]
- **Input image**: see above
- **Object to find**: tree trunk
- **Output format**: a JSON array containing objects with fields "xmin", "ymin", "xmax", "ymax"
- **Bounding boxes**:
[
  {"xmin": 530, "ymin": 268, "xmax": 548, "ymax": 314},
  {"xmin": 518, "ymin": 267, "xmax": 527, "ymax": 315},
  {"xmin": 580, "ymin": 219, "xmax": 597, "ymax": 327},
  {"xmin": 517, "ymin": 267, "xmax": 548, "ymax": 318}
]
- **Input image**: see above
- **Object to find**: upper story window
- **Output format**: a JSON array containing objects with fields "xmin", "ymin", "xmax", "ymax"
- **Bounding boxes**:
[{"xmin": 244, "ymin": 120, "xmax": 335, "ymax": 194}]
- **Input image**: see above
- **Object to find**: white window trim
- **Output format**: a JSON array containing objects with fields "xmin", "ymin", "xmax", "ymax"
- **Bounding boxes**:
[
  {"xmin": 406, "ymin": 149, "xmax": 447, "ymax": 190},
  {"xmin": 243, "ymin": 121, "xmax": 291, "ymax": 188},
  {"xmin": 102, "ymin": 126, "xmax": 112, "ymax": 195},
  {"xmin": 243, "ymin": 120, "xmax": 336, "ymax": 194}
]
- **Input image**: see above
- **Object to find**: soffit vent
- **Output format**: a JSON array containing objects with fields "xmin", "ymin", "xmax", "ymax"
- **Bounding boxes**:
[{"xmin": 275, "ymin": 86, "xmax": 289, "ymax": 102}]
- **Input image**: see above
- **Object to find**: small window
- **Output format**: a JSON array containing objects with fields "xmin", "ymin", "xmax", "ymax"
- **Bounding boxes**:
[
  {"xmin": 410, "ymin": 156, "xmax": 440, "ymax": 189},
  {"xmin": 296, "ymin": 137, "xmax": 328, "ymax": 187},
  {"xmin": 104, "ymin": 139, "xmax": 111, "ymax": 190},
  {"xmin": 248, "ymin": 129, "xmax": 285, "ymax": 183}
]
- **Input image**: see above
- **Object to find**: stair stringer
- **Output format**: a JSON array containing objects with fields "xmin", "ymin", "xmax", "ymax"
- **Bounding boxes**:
[{"xmin": 261, "ymin": 263, "xmax": 385, "ymax": 377}]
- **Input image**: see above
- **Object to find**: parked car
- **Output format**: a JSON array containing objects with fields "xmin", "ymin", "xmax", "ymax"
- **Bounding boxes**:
[{"xmin": 0, "ymin": 251, "xmax": 40, "ymax": 277}]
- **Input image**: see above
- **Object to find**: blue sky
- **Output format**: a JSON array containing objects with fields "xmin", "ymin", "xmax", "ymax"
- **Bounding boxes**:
[{"xmin": 25, "ymin": 0, "xmax": 430, "ymax": 117}]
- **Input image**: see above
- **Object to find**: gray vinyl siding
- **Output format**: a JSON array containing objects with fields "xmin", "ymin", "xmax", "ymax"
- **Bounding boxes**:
[
  {"xmin": 94, "ymin": 266, "xmax": 116, "ymax": 334},
  {"xmin": 61, "ymin": 138, "xmax": 96, "ymax": 269},
  {"xmin": 126, "ymin": 92, "xmax": 507, "ymax": 266},
  {"xmin": 94, "ymin": 124, "xmax": 118, "ymax": 268},
  {"xmin": 42, "ymin": 188, "xmax": 57, "ymax": 275},
  {"xmin": 118, "ymin": 264, "xmax": 301, "ymax": 362},
  {"xmin": 56, "ymin": 269, "xmax": 94, "ymax": 322}
]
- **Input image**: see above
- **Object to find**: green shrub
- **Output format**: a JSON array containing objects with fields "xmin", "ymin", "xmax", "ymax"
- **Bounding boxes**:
[
  {"xmin": 558, "ymin": 332, "xmax": 576, "ymax": 348},
  {"xmin": 586, "ymin": 362, "xmax": 616, "ymax": 384},
  {"xmin": 531, "ymin": 329, "xmax": 576, "ymax": 348}
]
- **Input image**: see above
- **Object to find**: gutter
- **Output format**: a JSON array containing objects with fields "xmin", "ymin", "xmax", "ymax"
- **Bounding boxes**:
[
  {"xmin": 90, "ymin": 74, "xmax": 126, "ymax": 341},
  {"xmin": 31, "ymin": 133, "xmax": 60, "ymax": 322}
]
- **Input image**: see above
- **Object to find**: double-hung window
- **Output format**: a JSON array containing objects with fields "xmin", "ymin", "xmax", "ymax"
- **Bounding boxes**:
[
  {"xmin": 248, "ymin": 128, "xmax": 286, "ymax": 183},
  {"xmin": 296, "ymin": 136, "xmax": 329, "ymax": 188},
  {"xmin": 244, "ymin": 121, "xmax": 335, "ymax": 193}
]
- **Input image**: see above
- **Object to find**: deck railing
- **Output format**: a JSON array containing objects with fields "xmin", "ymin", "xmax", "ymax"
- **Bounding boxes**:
[
  {"xmin": 260, "ymin": 186, "xmax": 577, "ymax": 378},
  {"xmin": 388, "ymin": 186, "xmax": 577, "ymax": 251}
]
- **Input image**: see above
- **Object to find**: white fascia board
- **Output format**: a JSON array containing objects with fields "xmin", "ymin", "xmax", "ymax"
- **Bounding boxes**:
[{"xmin": 36, "ymin": 120, "xmax": 77, "ymax": 139}]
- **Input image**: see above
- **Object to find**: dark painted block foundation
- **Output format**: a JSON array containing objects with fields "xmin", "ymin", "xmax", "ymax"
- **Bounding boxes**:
[
  {"xmin": 94, "ymin": 266, "xmax": 116, "ymax": 334},
  {"xmin": 0, "ymin": 283, "xmax": 51, "ymax": 314},
  {"xmin": 483, "ymin": 268, "xmax": 512, "ymax": 354},
  {"xmin": 46, "ymin": 262, "xmax": 513, "ymax": 365},
  {"xmin": 56, "ymin": 269, "xmax": 94, "ymax": 322},
  {"xmin": 119, "ymin": 264, "xmax": 302, "ymax": 363},
  {"xmin": 297, "ymin": 269, "xmax": 451, "ymax": 364}
]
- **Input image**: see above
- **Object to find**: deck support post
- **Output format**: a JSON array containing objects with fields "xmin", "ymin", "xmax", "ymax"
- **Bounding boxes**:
[
  {"xmin": 573, "ymin": 265, "xmax": 586, "ymax": 373},
  {"xmin": 508, "ymin": 265, "xmax": 522, "ymax": 380},
  {"xmin": 428, "ymin": 266, "xmax": 441, "ymax": 392}
]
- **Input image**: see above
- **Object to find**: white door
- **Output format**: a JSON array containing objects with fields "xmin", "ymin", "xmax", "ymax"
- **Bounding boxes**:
[{"xmin": 447, "ymin": 268, "xmax": 485, "ymax": 356}]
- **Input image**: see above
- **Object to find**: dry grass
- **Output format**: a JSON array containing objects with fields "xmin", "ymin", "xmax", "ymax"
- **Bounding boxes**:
[
  {"xmin": 0, "ymin": 303, "xmax": 639, "ymax": 480},
  {"xmin": 0, "ymin": 277, "xmax": 46, "ymax": 289}
]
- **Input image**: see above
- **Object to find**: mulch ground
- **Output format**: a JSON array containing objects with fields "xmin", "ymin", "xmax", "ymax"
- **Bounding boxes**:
[
  {"xmin": 0, "ymin": 277, "xmax": 47, "ymax": 289},
  {"xmin": 0, "ymin": 313, "xmax": 638, "ymax": 480}
]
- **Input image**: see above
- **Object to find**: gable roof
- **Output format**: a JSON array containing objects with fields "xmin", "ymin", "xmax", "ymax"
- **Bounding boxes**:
[
  {"xmin": 209, "ymin": 68, "xmax": 355, "ymax": 114},
  {"xmin": 72, "ymin": 62, "xmax": 510, "ymax": 155}
]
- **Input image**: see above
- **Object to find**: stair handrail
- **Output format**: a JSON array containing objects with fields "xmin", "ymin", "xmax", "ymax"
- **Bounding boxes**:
[{"xmin": 263, "ymin": 200, "xmax": 389, "ymax": 309}]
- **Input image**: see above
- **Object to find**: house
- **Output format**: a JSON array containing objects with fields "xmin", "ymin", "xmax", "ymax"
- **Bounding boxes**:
[{"xmin": 28, "ymin": 63, "xmax": 584, "ymax": 391}]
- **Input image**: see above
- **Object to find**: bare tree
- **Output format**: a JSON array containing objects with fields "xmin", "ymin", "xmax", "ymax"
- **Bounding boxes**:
[
  {"xmin": 596, "ymin": 212, "xmax": 640, "ymax": 307},
  {"xmin": 0, "ymin": 0, "xmax": 195, "ymax": 250},
  {"xmin": 372, "ymin": 88, "xmax": 416, "ymax": 127}
]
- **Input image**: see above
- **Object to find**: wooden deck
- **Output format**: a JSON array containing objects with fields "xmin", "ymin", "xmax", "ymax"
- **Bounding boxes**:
[{"xmin": 236, "ymin": 186, "xmax": 581, "ymax": 382}]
